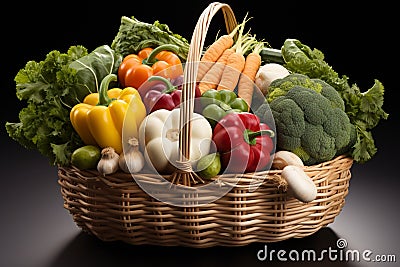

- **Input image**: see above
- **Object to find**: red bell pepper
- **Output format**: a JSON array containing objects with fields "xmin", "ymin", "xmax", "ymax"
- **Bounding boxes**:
[
  {"xmin": 139, "ymin": 75, "xmax": 201, "ymax": 113},
  {"xmin": 139, "ymin": 76, "xmax": 181, "ymax": 113},
  {"xmin": 212, "ymin": 112, "xmax": 274, "ymax": 173}
]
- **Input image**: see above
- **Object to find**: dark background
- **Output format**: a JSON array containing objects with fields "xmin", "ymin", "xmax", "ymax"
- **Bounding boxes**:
[{"xmin": 1, "ymin": 1, "xmax": 397, "ymax": 266}]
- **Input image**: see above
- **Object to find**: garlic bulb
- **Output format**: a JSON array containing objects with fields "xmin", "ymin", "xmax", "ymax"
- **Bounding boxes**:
[
  {"xmin": 97, "ymin": 147, "xmax": 119, "ymax": 176},
  {"xmin": 119, "ymin": 137, "xmax": 145, "ymax": 173}
]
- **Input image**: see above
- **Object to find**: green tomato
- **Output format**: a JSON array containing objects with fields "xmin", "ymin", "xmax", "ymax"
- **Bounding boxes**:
[{"xmin": 71, "ymin": 145, "xmax": 101, "ymax": 170}]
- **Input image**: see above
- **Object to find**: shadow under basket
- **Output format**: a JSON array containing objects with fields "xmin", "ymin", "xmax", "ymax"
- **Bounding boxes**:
[{"xmin": 58, "ymin": 155, "xmax": 353, "ymax": 248}]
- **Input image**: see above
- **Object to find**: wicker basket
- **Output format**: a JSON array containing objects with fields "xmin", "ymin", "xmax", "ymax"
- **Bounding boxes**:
[{"xmin": 58, "ymin": 2, "xmax": 354, "ymax": 247}]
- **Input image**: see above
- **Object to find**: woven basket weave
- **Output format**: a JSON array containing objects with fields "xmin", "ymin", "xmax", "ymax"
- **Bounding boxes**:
[{"xmin": 58, "ymin": 2, "xmax": 353, "ymax": 247}]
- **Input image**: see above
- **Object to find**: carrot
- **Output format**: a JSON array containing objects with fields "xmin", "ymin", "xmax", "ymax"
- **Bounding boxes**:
[
  {"xmin": 216, "ymin": 52, "xmax": 246, "ymax": 91},
  {"xmin": 237, "ymin": 41, "xmax": 265, "ymax": 110},
  {"xmin": 196, "ymin": 26, "xmax": 239, "ymax": 82},
  {"xmin": 216, "ymin": 18, "xmax": 254, "ymax": 91},
  {"xmin": 196, "ymin": 14, "xmax": 252, "ymax": 82},
  {"xmin": 198, "ymin": 48, "xmax": 235, "ymax": 94}
]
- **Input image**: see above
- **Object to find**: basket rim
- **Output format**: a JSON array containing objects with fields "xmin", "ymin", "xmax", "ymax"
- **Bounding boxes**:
[{"xmin": 59, "ymin": 154, "xmax": 353, "ymax": 186}]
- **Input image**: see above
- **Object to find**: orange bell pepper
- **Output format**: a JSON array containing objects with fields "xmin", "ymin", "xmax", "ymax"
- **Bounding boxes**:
[{"xmin": 118, "ymin": 44, "xmax": 183, "ymax": 89}]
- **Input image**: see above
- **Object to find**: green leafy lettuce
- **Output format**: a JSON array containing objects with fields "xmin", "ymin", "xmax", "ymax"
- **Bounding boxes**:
[
  {"xmin": 111, "ymin": 16, "xmax": 190, "ymax": 61},
  {"xmin": 6, "ymin": 45, "xmax": 121, "ymax": 166},
  {"xmin": 58, "ymin": 45, "xmax": 122, "ymax": 108},
  {"xmin": 280, "ymin": 39, "xmax": 389, "ymax": 163}
]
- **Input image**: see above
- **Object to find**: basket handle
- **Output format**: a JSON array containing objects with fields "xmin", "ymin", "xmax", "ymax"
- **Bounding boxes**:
[{"xmin": 177, "ymin": 2, "xmax": 237, "ymax": 173}]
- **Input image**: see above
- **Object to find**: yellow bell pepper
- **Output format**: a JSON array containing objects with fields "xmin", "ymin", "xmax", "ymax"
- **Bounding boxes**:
[{"xmin": 70, "ymin": 74, "xmax": 146, "ymax": 154}]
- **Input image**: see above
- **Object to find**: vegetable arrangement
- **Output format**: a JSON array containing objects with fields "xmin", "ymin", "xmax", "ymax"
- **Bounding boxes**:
[{"xmin": 5, "ymin": 13, "xmax": 388, "ymax": 201}]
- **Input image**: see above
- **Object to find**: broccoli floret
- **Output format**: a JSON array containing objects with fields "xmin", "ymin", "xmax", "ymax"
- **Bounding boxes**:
[
  {"xmin": 320, "ymin": 83, "xmax": 345, "ymax": 111},
  {"xmin": 270, "ymin": 86, "xmax": 353, "ymax": 165},
  {"xmin": 267, "ymin": 73, "xmax": 323, "ymax": 102},
  {"xmin": 323, "ymin": 108, "xmax": 352, "ymax": 149},
  {"xmin": 285, "ymin": 86, "xmax": 330, "ymax": 125},
  {"xmin": 336, "ymin": 123, "xmax": 357, "ymax": 156},
  {"xmin": 269, "ymin": 95, "xmax": 305, "ymax": 138},
  {"xmin": 267, "ymin": 73, "xmax": 345, "ymax": 111},
  {"xmin": 301, "ymin": 123, "xmax": 336, "ymax": 163}
]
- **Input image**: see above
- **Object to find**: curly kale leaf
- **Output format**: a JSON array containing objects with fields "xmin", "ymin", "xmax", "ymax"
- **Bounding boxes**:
[
  {"xmin": 6, "ymin": 94, "xmax": 83, "ymax": 166},
  {"xmin": 111, "ymin": 16, "xmax": 190, "ymax": 61}
]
